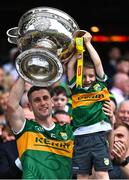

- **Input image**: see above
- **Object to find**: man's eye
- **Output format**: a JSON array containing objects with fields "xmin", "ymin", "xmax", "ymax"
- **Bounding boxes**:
[
  {"xmin": 43, "ymin": 96, "xmax": 49, "ymax": 100},
  {"xmin": 34, "ymin": 98, "xmax": 40, "ymax": 102}
]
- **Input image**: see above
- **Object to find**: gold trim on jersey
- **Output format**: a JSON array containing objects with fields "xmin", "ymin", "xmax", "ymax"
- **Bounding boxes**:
[
  {"xmin": 72, "ymin": 87, "xmax": 110, "ymax": 109},
  {"xmin": 17, "ymin": 132, "xmax": 73, "ymax": 158}
]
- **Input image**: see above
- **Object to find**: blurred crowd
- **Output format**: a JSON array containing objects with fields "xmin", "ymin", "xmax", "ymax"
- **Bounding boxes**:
[{"xmin": 0, "ymin": 45, "xmax": 129, "ymax": 179}]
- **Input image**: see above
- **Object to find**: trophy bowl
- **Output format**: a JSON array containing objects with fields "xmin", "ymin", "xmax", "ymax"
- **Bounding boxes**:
[{"xmin": 6, "ymin": 7, "xmax": 80, "ymax": 86}]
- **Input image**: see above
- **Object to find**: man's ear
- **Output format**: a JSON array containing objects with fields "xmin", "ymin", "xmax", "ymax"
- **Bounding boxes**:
[
  {"xmin": 51, "ymin": 98, "xmax": 54, "ymax": 108},
  {"xmin": 28, "ymin": 103, "xmax": 32, "ymax": 111}
]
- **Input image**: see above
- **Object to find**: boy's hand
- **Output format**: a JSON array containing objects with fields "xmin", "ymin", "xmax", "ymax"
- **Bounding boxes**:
[
  {"xmin": 102, "ymin": 101, "xmax": 116, "ymax": 125},
  {"xmin": 83, "ymin": 31, "xmax": 92, "ymax": 44}
]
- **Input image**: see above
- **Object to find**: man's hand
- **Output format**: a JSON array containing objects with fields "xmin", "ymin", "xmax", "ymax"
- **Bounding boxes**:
[{"xmin": 112, "ymin": 141, "xmax": 127, "ymax": 163}]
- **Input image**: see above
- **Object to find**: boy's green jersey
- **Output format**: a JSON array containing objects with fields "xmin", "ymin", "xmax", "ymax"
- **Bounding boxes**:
[
  {"xmin": 15, "ymin": 119, "xmax": 74, "ymax": 179},
  {"xmin": 69, "ymin": 75, "xmax": 111, "ymax": 130}
]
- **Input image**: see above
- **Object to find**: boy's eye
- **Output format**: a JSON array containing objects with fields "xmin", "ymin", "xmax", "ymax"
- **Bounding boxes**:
[
  {"xmin": 53, "ymin": 98, "xmax": 65, "ymax": 102},
  {"xmin": 89, "ymin": 74, "xmax": 95, "ymax": 78},
  {"xmin": 61, "ymin": 98, "xmax": 65, "ymax": 101}
]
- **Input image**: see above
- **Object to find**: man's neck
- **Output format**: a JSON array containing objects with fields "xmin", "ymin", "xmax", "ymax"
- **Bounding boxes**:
[{"xmin": 36, "ymin": 116, "xmax": 55, "ymax": 129}]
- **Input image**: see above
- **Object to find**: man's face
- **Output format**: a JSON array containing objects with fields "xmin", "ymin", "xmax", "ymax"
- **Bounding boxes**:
[
  {"xmin": 83, "ymin": 67, "xmax": 96, "ymax": 87},
  {"xmin": 117, "ymin": 103, "xmax": 129, "ymax": 125},
  {"xmin": 52, "ymin": 94, "xmax": 67, "ymax": 111},
  {"xmin": 114, "ymin": 125, "xmax": 129, "ymax": 150},
  {"xmin": 29, "ymin": 89, "xmax": 53, "ymax": 120}
]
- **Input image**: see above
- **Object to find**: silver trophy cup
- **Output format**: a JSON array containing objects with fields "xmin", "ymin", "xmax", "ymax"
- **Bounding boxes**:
[{"xmin": 6, "ymin": 7, "xmax": 80, "ymax": 86}]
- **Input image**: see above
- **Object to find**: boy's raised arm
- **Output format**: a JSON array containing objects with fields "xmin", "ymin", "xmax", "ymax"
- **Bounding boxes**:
[
  {"xmin": 67, "ymin": 54, "xmax": 77, "ymax": 82},
  {"xmin": 83, "ymin": 32, "xmax": 105, "ymax": 79}
]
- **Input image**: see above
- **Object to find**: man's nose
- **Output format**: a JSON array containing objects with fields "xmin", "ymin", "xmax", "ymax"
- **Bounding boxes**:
[
  {"xmin": 114, "ymin": 136, "xmax": 119, "ymax": 142},
  {"xmin": 40, "ymin": 99, "xmax": 45, "ymax": 104}
]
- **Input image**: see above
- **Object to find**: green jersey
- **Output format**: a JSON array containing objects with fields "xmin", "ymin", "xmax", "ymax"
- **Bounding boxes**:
[
  {"xmin": 69, "ymin": 75, "xmax": 111, "ymax": 131},
  {"xmin": 15, "ymin": 119, "xmax": 74, "ymax": 179}
]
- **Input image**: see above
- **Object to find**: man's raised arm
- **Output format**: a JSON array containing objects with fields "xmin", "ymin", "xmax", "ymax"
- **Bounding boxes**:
[{"xmin": 7, "ymin": 77, "xmax": 26, "ymax": 133}]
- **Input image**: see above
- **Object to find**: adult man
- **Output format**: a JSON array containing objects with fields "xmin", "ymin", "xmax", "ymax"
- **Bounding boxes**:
[
  {"xmin": 6, "ymin": 77, "xmax": 73, "ymax": 179},
  {"xmin": 116, "ymin": 100, "xmax": 129, "ymax": 125},
  {"xmin": 110, "ymin": 73, "xmax": 129, "ymax": 106},
  {"xmin": 109, "ymin": 122, "xmax": 129, "ymax": 179}
]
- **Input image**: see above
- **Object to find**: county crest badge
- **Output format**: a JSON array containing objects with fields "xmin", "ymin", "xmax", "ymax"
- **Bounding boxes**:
[
  {"xmin": 104, "ymin": 158, "xmax": 109, "ymax": 166},
  {"xmin": 60, "ymin": 132, "xmax": 68, "ymax": 140},
  {"xmin": 93, "ymin": 84, "xmax": 101, "ymax": 91}
]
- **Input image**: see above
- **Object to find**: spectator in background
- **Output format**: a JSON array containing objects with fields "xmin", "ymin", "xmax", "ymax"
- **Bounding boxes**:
[
  {"xmin": 116, "ymin": 100, "xmax": 129, "ymax": 125},
  {"xmin": 109, "ymin": 122, "xmax": 129, "ymax": 179},
  {"xmin": 110, "ymin": 73, "xmax": 129, "ymax": 106},
  {"xmin": 51, "ymin": 85, "xmax": 72, "ymax": 116},
  {"xmin": 2, "ymin": 47, "xmax": 19, "ymax": 81},
  {"xmin": 0, "ymin": 124, "xmax": 22, "ymax": 179},
  {"xmin": 116, "ymin": 56, "xmax": 129, "ymax": 75},
  {"xmin": 104, "ymin": 47, "xmax": 122, "ymax": 76},
  {"xmin": 0, "ymin": 67, "xmax": 5, "ymax": 86},
  {"xmin": 53, "ymin": 110, "xmax": 71, "ymax": 126}
]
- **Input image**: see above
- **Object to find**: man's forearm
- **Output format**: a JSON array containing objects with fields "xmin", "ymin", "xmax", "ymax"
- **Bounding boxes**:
[
  {"xmin": 8, "ymin": 77, "xmax": 25, "ymax": 109},
  {"xmin": 121, "ymin": 164, "xmax": 129, "ymax": 178}
]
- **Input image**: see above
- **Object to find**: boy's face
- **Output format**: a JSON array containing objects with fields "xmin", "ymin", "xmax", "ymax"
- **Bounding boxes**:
[
  {"xmin": 52, "ymin": 94, "xmax": 67, "ymax": 110},
  {"xmin": 54, "ymin": 113, "xmax": 71, "ymax": 126},
  {"xmin": 83, "ymin": 67, "xmax": 96, "ymax": 87}
]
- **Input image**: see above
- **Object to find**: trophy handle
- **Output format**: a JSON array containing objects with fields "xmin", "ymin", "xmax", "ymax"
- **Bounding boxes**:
[
  {"xmin": 6, "ymin": 27, "xmax": 19, "ymax": 44},
  {"xmin": 73, "ymin": 30, "xmax": 87, "ymax": 38}
]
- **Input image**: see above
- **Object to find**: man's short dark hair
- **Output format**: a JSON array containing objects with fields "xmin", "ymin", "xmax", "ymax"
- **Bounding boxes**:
[
  {"xmin": 114, "ymin": 122, "xmax": 129, "ymax": 131},
  {"xmin": 27, "ymin": 86, "xmax": 51, "ymax": 102}
]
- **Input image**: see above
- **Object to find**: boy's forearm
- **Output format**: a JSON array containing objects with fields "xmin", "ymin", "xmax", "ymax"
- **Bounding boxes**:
[
  {"xmin": 107, "ymin": 130, "xmax": 114, "ymax": 152},
  {"xmin": 67, "ymin": 54, "xmax": 77, "ymax": 81},
  {"xmin": 85, "ymin": 42, "xmax": 101, "ymax": 66}
]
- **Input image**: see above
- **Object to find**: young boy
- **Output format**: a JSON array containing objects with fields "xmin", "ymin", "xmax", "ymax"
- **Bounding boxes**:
[
  {"xmin": 50, "ymin": 86, "xmax": 72, "ymax": 116},
  {"xmin": 67, "ymin": 31, "xmax": 113, "ymax": 179}
]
